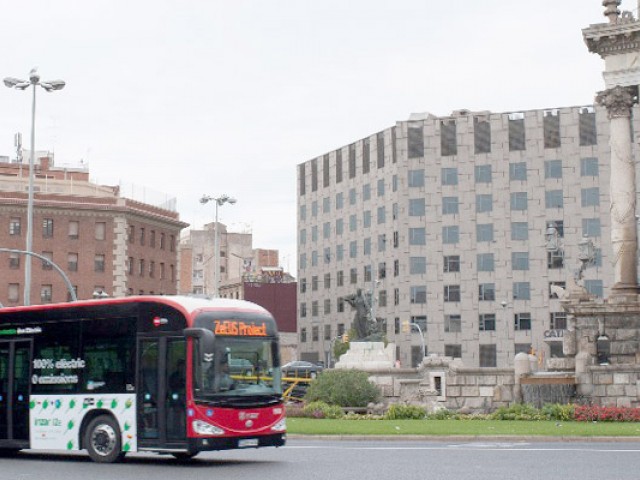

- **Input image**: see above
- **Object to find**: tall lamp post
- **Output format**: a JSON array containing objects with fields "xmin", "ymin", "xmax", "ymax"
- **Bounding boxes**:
[
  {"xmin": 200, "ymin": 194, "xmax": 236, "ymax": 297},
  {"xmin": 4, "ymin": 68, "xmax": 65, "ymax": 306}
]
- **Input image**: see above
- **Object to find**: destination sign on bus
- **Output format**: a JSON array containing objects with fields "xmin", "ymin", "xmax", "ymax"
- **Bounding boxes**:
[{"xmin": 214, "ymin": 320, "xmax": 267, "ymax": 336}]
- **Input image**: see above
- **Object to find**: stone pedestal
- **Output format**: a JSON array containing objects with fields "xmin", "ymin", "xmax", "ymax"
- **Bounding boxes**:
[{"xmin": 334, "ymin": 341, "xmax": 396, "ymax": 371}]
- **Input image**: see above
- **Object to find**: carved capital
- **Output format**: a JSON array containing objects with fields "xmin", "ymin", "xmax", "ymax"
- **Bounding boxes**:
[{"xmin": 596, "ymin": 85, "xmax": 637, "ymax": 118}]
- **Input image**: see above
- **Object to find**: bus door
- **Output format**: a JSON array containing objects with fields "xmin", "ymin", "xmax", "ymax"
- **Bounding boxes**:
[
  {"xmin": 0, "ymin": 340, "xmax": 31, "ymax": 444},
  {"xmin": 137, "ymin": 336, "xmax": 187, "ymax": 449}
]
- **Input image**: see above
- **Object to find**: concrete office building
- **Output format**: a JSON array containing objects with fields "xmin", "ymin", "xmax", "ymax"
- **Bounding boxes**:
[{"xmin": 297, "ymin": 105, "xmax": 616, "ymax": 368}]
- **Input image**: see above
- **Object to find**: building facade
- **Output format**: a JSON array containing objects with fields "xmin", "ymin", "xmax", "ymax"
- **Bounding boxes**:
[
  {"xmin": 297, "ymin": 105, "xmax": 616, "ymax": 368},
  {"xmin": 0, "ymin": 154, "xmax": 187, "ymax": 305}
]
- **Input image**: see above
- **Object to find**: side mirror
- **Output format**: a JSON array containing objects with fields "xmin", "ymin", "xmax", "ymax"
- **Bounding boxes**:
[{"xmin": 184, "ymin": 328, "xmax": 215, "ymax": 363}]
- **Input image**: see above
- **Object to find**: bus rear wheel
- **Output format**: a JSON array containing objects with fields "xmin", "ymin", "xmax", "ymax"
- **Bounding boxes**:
[{"xmin": 85, "ymin": 415, "xmax": 124, "ymax": 463}]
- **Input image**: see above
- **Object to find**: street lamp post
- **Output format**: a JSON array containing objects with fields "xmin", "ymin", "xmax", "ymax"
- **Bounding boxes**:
[
  {"xmin": 200, "ymin": 194, "xmax": 236, "ymax": 297},
  {"xmin": 4, "ymin": 69, "xmax": 65, "ymax": 306}
]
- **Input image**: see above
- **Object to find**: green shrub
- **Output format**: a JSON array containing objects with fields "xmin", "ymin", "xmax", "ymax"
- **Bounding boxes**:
[
  {"xmin": 490, "ymin": 403, "xmax": 545, "ymax": 421},
  {"xmin": 384, "ymin": 404, "xmax": 426, "ymax": 420},
  {"xmin": 304, "ymin": 369, "xmax": 381, "ymax": 407},
  {"xmin": 541, "ymin": 403, "xmax": 575, "ymax": 421},
  {"xmin": 426, "ymin": 409, "xmax": 457, "ymax": 420},
  {"xmin": 302, "ymin": 401, "xmax": 344, "ymax": 419}
]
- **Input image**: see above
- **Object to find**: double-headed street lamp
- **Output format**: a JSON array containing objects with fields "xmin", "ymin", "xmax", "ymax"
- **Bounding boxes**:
[
  {"xmin": 200, "ymin": 194, "xmax": 236, "ymax": 297},
  {"xmin": 4, "ymin": 68, "xmax": 65, "ymax": 306}
]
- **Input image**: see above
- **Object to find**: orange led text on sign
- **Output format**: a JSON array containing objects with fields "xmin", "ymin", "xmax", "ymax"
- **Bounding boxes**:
[{"xmin": 214, "ymin": 320, "xmax": 267, "ymax": 336}]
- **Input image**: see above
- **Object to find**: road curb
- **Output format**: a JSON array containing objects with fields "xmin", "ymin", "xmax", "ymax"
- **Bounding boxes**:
[{"xmin": 286, "ymin": 434, "xmax": 640, "ymax": 442}]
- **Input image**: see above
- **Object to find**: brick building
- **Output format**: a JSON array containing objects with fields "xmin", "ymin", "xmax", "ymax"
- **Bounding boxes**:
[{"xmin": 0, "ymin": 154, "xmax": 188, "ymax": 305}]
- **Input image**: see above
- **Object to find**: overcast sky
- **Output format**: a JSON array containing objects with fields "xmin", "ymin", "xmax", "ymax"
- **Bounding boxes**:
[{"xmin": 0, "ymin": 0, "xmax": 630, "ymax": 273}]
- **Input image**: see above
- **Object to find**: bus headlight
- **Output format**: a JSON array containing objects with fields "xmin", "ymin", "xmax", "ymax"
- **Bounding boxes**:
[
  {"xmin": 271, "ymin": 418, "xmax": 286, "ymax": 432},
  {"xmin": 192, "ymin": 420, "xmax": 225, "ymax": 436}
]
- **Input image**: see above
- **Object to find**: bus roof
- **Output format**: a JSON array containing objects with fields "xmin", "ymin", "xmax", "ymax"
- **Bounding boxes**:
[{"xmin": 0, "ymin": 295, "xmax": 274, "ymax": 320}]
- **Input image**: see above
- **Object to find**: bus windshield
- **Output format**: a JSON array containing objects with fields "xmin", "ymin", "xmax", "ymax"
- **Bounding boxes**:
[{"xmin": 194, "ymin": 336, "xmax": 282, "ymax": 405}]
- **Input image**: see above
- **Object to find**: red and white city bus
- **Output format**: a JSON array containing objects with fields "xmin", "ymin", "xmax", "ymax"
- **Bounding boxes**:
[{"xmin": 0, "ymin": 295, "xmax": 286, "ymax": 462}]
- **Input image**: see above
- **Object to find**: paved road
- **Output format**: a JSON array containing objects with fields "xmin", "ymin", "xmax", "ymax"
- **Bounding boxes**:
[{"xmin": 3, "ymin": 438, "xmax": 640, "ymax": 480}]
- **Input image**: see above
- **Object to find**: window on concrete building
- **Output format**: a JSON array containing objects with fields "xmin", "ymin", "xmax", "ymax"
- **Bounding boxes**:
[
  {"xmin": 349, "ymin": 241, "xmax": 357, "ymax": 258},
  {"xmin": 377, "ymin": 178, "xmax": 385, "ymax": 197},
  {"xmin": 444, "ymin": 285, "xmax": 461, "ymax": 302},
  {"xmin": 442, "ymin": 226, "xmax": 459, "ymax": 244},
  {"xmin": 582, "ymin": 218, "xmax": 601, "ymax": 237},
  {"xmin": 549, "ymin": 281, "xmax": 566, "ymax": 299},
  {"xmin": 474, "ymin": 116, "xmax": 491, "ymax": 154},
  {"xmin": 410, "ymin": 256, "xmax": 427, "ymax": 275},
  {"xmin": 548, "ymin": 249, "xmax": 564, "ymax": 269},
  {"xmin": 311, "ymin": 158, "xmax": 318, "ymax": 192},
  {"xmin": 411, "ymin": 315, "xmax": 427, "ymax": 331},
  {"xmin": 139, "ymin": 227, "xmax": 145, "ymax": 246},
  {"xmin": 408, "ymin": 125, "xmax": 424, "ymax": 158},
  {"xmin": 477, "ymin": 253, "xmax": 494, "ymax": 272},
  {"xmin": 581, "ymin": 187, "xmax": 600, "ymax": 207},
  {"xmin": 508, "ymin": 113, "xmax": 525, "ymax": 151},
  {"xmin": 300, "ymin": 328, "xmax": 307, "ymax": 343},
  {"xmin": 440, "ymin": 120, "xmax": 457, "ymax": 156},
  {"xmin": 445, "ymin": 344, "xmax": 462, "ymax": 358},
  {"xmin": 445, "ymin": 315, "xmax": 461, "ymax": 333},
  {"xmin": 544, "ymin": 190, "xmax": 564, "ymax": 208},
  {"xmin": 515, "ymin": 343, "xmax": 532, "ymax": 355},
  {"xmin": 323, "ymin": 154, "xmax": 330, "ymax": 188},
  {"xmin": 444, "ymin": 255, "xmax": 460, "ymax": 273},
  {"xmin": 348, "ymin": 143, "xmax": 356, "ymax": 178},
  {"xmin": 479, "ymin": 344, "xmax": 497, "ymax": 367},
  {"xmin": 378, "ymin": 290, "xmax": 387, "ymax": 307},
  {"xmin": 378, "ymin": 234, "xmax": 386, "ymax": 252},
  {"xmin": 514, "ymin": 313, "xmax": 532, "ymax": 331},
  {"xmin": 311, "ymin": 301, "xmax": 318, "ymax": 317},
  {"xmin": 394, "ymin": 317, "xmax": 400, "ymax": 335},
  {"xmin": 550, "ymin": 311, "xmax": 567, "ymax": 330},
  {"xmin": 324, "ymin": 273, "xmax": 331, "ymax": 289},
  {"xmin": 581, "ymin": 157, "xmax": 599, "ymax": 177},
  {"xmin": 510, "ymin": 192, "xmax": 528, "ymax": 211},
  {"xmin": 323, "ymin": 299, "xmax": 331, "ymax": 315},
  {"xmin": 442, "ymin": 197, "xmax": 459, "ymax": 215},
  {"xmin": 363, "ymin": 210, "xmax": 371, "ymax": 228},
  {"xmin": 545, "ymin": 160, "xmax": 562, "ymax": 179},
  {"xmin": 362, "ymin": 138, "xmax": 370, "ymax": 174},
  {"xmin": 410, "ymin": 286, "xmax": 426, "ymax": 304},
  {"xmin": 474, "ymin": 165, "xmax": 492, "ymax": 183},
  {"xmin": 408, "ymin": 169, "xmax": 425, "ymax": 188},
  {"xmin": 409, "ymin": 198, "xmax": 425, "ymax": 217},
  {"xmin": 579, "ymin": 107, "xmax": 597, "ymax": 146},
  {"xmin": 584, "ymin": 280, "xmax": 604, "ymax": 298},
  {"xmin": 409, "ymin": 227, "xmax": 426, "ymax": 245},
  {"xmin": 479, "ymin": 314, "xmax": 496, "ymax": 331},
  {"xmin": 324, "ymin": 325, "xmax": 332, "ymax": 341},
  {"xmin": 299, "ymin": 164, "xmax": 306, "ymax": 196},
  {"xmin": 476, "ymin": 194, "xmax": 493, "ymax": 213},
  {"xmin": 350, "ymin": 268, "xmax": 358, "ymax": 284},
  {"xmin": 377, "ymin": 132, "xmax": 385, "ymax": 169},
  {"xmin": 479, "ymin": 283, "xmax": 495, "ymax": 301},
  {"xmin": 394, "ymin": 288, "xmax": 400, "ymax": 306},
  {"xmin": 512, "ymin": 252, "xmax": 529, "ymax": 270},
  {"xmin": 441, "ymin": 167, "xmax": 458, "ymax": 185},
  {"xmin": 511, "ymin": 222, "xmax": 528, "ymax": 241},
  {"xmin": 364, "ymin": 265, "xmax": 372, "ymax": 282},
  {"xmin": 336, "ymin": 149, "xmax": 343, "ymax": 183},
  {"xmin": 337, "ymin": 270, "xmax": 344, "ymax": 286},
  {"xmin": 510, "ymin": 162, "xmax": 527, "ymax": 181},
  {"xmin": 477, "ymin": 223, "xmax": 494, "ymax": 242},
  {"xmin": 513, "ymin": 282, "xmax": 530, "ymax": 300},
  {"xmin": 337, "ymin": 297, "xmax": 345, "ymax": 312},
  {"xmin": 543, "ymin": 110, "xmax": 561, "ymax": 148}
]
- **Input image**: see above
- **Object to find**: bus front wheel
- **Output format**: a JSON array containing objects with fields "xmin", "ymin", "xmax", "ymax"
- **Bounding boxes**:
[{"xmin": 85, "ymin": 415, "xmax": 124, "ymax": 463}]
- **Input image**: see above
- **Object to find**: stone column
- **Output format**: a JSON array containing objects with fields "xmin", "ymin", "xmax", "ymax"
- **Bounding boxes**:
[{"xmin": 595, "ymin": 85, "xmax": 639, "ymax": 295}]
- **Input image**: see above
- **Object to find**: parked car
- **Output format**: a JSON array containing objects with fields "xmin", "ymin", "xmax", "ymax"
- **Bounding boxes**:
[{"xmin": 281, "ymin": 360, "xmax": 323, "ymax": 379}]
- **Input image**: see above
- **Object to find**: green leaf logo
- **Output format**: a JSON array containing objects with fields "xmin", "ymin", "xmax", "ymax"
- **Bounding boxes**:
[
  {"xmin": 67, "ymin": 420, "xmax": 74, "ymax": 431},
  {"xmin": 69, "ymin": 399, "xmax": 76, "ymax": 410},
  {"xmin": 124, "ymin": 421, "xmax": 131, "ymax": 431},
  {"xmin": 123, "ymin": 442, "xmax": 131, "ymax": 452},
  {"xmin": 67, "ymin": 440, "xmax": 74, "ymax": 450},
  {"xmin": 97, "ymin": 399, "xmax": 103, "ymax": 408},
  {"xmin": 29, "ymin": 401, "xmax": 36, "ymax": 409},
  {"xmin": 111, "ymin": 399, "xmax": 118, "ymax": 409},
  {"xmin": 125, "ymin": 398, "xmax": 133, "ymax": 409}
]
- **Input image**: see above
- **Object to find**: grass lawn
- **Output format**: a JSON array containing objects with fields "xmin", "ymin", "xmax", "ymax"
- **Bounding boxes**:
[{"xmin": 286, "ymin": 418, "xmax": 640, "ymax": 437}]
